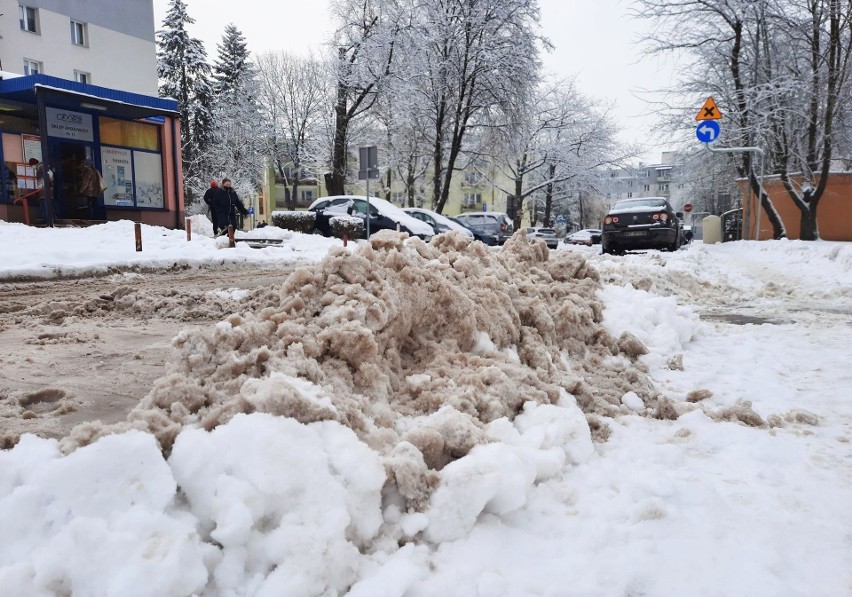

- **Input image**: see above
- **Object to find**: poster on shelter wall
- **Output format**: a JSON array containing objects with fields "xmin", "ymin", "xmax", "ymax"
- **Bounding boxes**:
[
  {"xmin": 22, "ymin": 134, "xmax": 42, "ymax": 163},
  {"xmin": 101, "ymin": 146, "xmax": 134, "ymax": 207},
  {"xmin": 132, "ymin": 151, "xmax": 164, "ymax": 208}
]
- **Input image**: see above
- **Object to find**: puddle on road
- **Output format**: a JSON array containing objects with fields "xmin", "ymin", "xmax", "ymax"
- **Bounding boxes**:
[{"xmin": 700, "ymin": 313, "xmax": 791, "ymax": 326}]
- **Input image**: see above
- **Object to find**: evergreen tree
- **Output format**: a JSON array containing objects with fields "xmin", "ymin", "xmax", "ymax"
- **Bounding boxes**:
[
  {"xmin": 156, "ymin": 0, "xmax": 213, "ymax": 169},
  {"xmin": 212, "ymin": 24, "xmax": 250, "ymax": 95},
  {"xmin": 203, "ymin": 25, "xmax": 265, "ymax": 202}
]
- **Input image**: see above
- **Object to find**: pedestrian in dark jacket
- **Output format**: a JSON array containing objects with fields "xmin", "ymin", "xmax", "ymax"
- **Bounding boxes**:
[
  {"xmin": 211, "ymin": 178, "xmax": 248, "ymax": 234},
  {"xmin": 203, "ymin": 180, "xmax": 218, "ymax": 225}
]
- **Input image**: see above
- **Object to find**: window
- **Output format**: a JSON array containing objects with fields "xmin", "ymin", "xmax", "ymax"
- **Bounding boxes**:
[
  {"xmin": 99, "ymin": 117, "xmax": 160, "ymax": 151},
  {"xmin": 19, "ymin": 5, "xmax": 38, "ymax": 33},
  {"xmin": 658, "ymin": 183, "xmax": 669, "ymax": 191},
  {"xmin": 23, "ymin": 59, "xmax": 42, "ymax": 76},
  {"xmin": 462, "ymin": 171, "xmax": 484, "ymax": 188},
  {"xmin": 627, "ymin": 192, "xmax": 633, "ymax": 198},
  {"xmin": 74, "ymin": 71, "xmax": 91, "ymax": 85},
  {"xmin": 463, "ymin": 193, "xmax": 482, "ymax": 208},
  {"xmin": 643, "ymin": 184, "xmax": 650, "ymax": 192},
  {"xmin": 392, "ymin": 192, "xmax": 405, "ymax": 204},
  {"xmin": 70, "ymin": 20, "xmax": 87, "ymax": 46},
  {"xmin": 300, "ymin": 190, "xmax": 313, "ymax": 202}
]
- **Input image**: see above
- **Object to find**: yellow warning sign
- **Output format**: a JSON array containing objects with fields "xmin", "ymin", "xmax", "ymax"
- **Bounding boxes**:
[{"xmin": 695, "ymin": 96, "xmax": 723, "ymax": 121}]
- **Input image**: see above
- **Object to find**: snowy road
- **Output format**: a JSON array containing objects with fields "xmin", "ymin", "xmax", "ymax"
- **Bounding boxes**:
[{"xmin": 0, "ymin": 264, "xmax": 297, "ymax": 445}]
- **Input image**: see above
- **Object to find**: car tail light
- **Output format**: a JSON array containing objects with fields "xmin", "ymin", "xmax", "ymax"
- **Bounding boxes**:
[
  {"xmin": 612, "ymin": 216, "xmax": 619, "ymax": 223},
  {"xmin": 604, "ymin": 216, "xmax": 612, "ymax": 225},
  {"xmin": 660, "ymin": 212, "xmax": 669, "ymax": 222},
  {"xmin": 500, "ymin": 223, "xmax": 507, "ymax": 232},
  {"xmin": 652, "ymin": 213, "xmax": 660, "ymax": 221}
]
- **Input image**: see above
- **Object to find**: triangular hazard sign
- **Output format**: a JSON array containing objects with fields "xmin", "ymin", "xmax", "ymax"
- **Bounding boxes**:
[{"xmin": 695, "ymin": 97, "xmax": 723, "ymax": 121}]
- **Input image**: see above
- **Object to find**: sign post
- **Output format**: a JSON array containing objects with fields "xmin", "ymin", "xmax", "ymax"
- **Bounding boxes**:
[
  {"xmin": 358, "ymin": 146, "xmax": 379, "ymax": 237},
  {"xmin": 694, "ymin": 96, "xmax": 766, "ymax": 240}
]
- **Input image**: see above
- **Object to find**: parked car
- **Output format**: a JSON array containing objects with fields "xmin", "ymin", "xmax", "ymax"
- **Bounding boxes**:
[
  {"xmin": 403, "ymin": 207, "xmax": 474, "ymax": 239},
  {"xmin": 564, "ymin": 229, "xmax": 602, "ymax": 246},
  {"xmin": 601, "ymin": 197, "xmax": 682, "ymax": 254},
  {"xmin": 448, "ymin": 216, "xmax": 499, "ymax": 245},
  {"xmin": 453, "ymin": 212, "xmax": 514, "ymax": 245},
  {"xmin": 526, "ymin": 226, "xmax": 559, "ymax": 249},
  {"xmin": 315, "ymin": 195, "xmax": 435, "ymax": 240}
]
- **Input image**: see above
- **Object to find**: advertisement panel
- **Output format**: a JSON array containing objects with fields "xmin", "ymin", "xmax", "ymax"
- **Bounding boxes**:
[{"xmin": 101, "ymin": 146, "xmax": 134, "ymax": 206}]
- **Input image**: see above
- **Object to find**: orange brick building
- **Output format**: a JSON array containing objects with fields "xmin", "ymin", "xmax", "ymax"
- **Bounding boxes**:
[{"xmin": 740, "ymin": 173, "xmax": 852, "ymax": 241}]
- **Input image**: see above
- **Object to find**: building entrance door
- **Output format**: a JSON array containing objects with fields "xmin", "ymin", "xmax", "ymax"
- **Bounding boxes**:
[{"xmin": 54, "ymin": 142, "xmax": 102, "ymax": 220}]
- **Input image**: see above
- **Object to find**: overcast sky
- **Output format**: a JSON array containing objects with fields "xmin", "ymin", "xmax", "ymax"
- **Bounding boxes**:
[{"xmin": 152, "ymin": 0, "xmax": 681, "ymax": 163}]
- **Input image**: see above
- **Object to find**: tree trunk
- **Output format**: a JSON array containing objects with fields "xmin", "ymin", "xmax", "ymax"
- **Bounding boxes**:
[
  {"xmin": 799, "ymin": 205, "xmax": 818, "ymax": 241},
  {"xmin": 406, "ymin": 168, "xmax": 415, "ymax": 208},
  {"xmin": 512, "ymin": 175, "xmax": 524, "ymax": 230},
  {"xmin": 328, "ymin": 80, "xmax": 348, "ymax": 197},
  {"xmin": 385, "ymin": 169, "xmax": 392, "ymax": 201},
  {"xmin": 747, "ymin": 171, "xmax": 786, "ymax": 239},
  {"xmin": 543, "ymin": 163, "xmax": 555, "ymax": 225},
  {"xmin": 578, "ymin": 192, "xmax": 585, "ymax": 229}
]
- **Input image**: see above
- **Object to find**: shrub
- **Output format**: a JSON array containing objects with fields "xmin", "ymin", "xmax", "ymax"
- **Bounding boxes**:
[
  {"xmin": 330, "ymin": 215, "xmax": 365, "ymax": 240},
  {"xmin": 271, "ymin": 211, "xmax": 316, "ymax": 234}
]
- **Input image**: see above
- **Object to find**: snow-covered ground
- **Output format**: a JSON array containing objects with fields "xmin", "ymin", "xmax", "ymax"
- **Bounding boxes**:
[
  {"xmin": 1, "ymin": 222, "xmax": 850, "ymax": 595},
  {"xmin": 0, "ymin": 216, "xmax": 341, "ymax": 280}
]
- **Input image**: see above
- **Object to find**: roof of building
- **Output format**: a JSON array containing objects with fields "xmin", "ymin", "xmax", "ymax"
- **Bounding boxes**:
[{"xmin": 0, "ymin": 74, "xmax": 178, "ymax": 118}]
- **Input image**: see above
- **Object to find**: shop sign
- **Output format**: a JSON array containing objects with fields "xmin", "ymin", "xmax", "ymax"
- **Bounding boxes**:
[{"xmin": 45, "ymin": 108, "xmax": 94, "ymax": 142}]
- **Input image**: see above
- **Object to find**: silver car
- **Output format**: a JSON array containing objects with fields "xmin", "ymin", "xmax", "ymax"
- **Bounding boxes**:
[{"xmin": 526, "ymin": 226, "xmax": 558, "ymax": 249}]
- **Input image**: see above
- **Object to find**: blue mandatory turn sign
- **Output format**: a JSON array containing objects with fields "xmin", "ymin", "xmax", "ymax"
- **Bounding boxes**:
[
  {"xmin": 696, "ymin": 120, "xmax": 721, "ymax": 143},
  {"xmin": 248, "ymin": 207, "xmax": 255, "ymax": 216}
]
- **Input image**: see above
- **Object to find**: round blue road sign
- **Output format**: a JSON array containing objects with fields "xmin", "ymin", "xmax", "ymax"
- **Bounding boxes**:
[{"xmin": 696, "ymin": 120, "xmax": 721, "ymax": 143}]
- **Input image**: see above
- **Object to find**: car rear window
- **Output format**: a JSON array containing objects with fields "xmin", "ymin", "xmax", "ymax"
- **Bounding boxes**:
[
  {"xmin": 538, "ymin": 228, "xmax": 555, "ymax": 234},
  {"xmin": 613, "ymin": 199, "xmax": 666, "ymax": 210}
]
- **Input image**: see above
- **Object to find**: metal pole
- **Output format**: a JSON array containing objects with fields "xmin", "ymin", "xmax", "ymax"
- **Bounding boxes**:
[
  {"xmin": 36, "ymin": 88, "xmax": 54, "ymax": 227},
  {"xmin": 366, "ymin": 175, "xmax": 371, "ymax": 238},
  {"xmin": 755, "ymin": 151, "xmax": 765, "ymax": 240}
]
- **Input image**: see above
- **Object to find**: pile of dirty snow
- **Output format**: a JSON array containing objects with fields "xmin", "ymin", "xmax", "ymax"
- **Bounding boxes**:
[{"xmin": 62, "ymin": 231, "xmax": 661, "ymax": 508}]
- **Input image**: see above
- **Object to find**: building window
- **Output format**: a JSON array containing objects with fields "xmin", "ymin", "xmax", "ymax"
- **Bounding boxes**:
[
  {"xmin": 70, "ymin": 20, "xmax": 88, "ymax": 46},
  {"xmin": 74, "ymin": 71, "xmax": 91, "ymax": 84},
  {"xmin": 300, "ymin": 190, "xmax": 314, "ymax": 202},
  {"xmin": 392, "ymin": 192, "xmax": 405, "ymax": 204},
  {"xmin": 23, "ymin": 59, "xmax": 42, "ymax": 76},
  {"xmin": 643, "ymin": 184, "xmax": 650, "ymax": 192},
  {"xmin": 627, "ymin": 192, "xmax": 633, "ymax": 198},
  {"xmin": 462, "ymin": 171, "xmax": 484, "ymax": 188},
  {"xmin": 658, "ymin": 183, "xmax": 669, "ymax": 191},
  {"xmin": 463, "ymin": 193, "xmax": 482, "ymax": 207},
  {"xmin": 19, "ymin": 5, "xmax": 38, "ymax": 33}
]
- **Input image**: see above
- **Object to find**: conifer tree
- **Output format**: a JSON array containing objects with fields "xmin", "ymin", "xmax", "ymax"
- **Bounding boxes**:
[{"xmin": 156, "ymin": 0, "xmax": 213, "ymax": 168}]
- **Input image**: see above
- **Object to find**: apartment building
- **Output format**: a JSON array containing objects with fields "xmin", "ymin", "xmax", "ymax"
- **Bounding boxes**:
[
  {"xmin": 1, "ymin": 0, "xmax": 158, "ymax": 95},
  {"xmin": 597, "ymin": 152, "xmax": 690, "ymax": 210}
]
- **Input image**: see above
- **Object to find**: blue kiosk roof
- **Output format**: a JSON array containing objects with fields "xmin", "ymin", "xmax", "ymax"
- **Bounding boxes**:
[{"xmin": 0, "ymin": 74, "xmax": 179, "ymax": 117}]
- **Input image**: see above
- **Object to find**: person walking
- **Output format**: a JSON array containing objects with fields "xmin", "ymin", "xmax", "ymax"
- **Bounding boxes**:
[
  {"xmin": 211, "ymin": 178, "xmax": 248, "ymax": 235},
  {"xmin": 203, "ymin": 180, "xmax": 218, "ymax": 226}
]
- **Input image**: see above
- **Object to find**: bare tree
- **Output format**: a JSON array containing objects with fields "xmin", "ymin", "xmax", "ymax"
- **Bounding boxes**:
[
  {"xmin": 484, "ymin": 79, "xmax": 624, "ymax": 228},
  {"xmin": 637, "ymin": 0, "xmax": 852, "ymax": 240},
  {"xmin": 256, "ymin": 52, "xmax": 329, "ymax": 210},
  {"xmin": 325, "ymin": 0, "xmax": 401, "ymax": 197},
  {"xmin": 403, "ymin": 0, "xmax": 543, "ymax": 213}
]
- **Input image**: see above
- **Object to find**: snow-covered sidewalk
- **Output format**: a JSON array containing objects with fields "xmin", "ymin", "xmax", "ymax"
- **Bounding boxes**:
[
  {"xmin": 0, "ymin": 230, "xmax": 850, "ymax": 595},
  {"xmin": 0, "ymin": 217, "xmax": 342, "ymax": 280}
]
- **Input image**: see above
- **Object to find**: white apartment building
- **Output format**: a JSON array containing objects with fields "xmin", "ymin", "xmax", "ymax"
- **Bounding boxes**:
[
  {"xmin": 0, "ymin": 0, "xmax": 157, "ymax": 95},
  {"xmin": 597, "ymin": 152, "xmax": 690, "ymax": 211}
]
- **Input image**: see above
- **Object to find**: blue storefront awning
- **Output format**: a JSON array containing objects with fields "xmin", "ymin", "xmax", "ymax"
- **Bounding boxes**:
[{"xmin": 0, "ymin": 74, "xmax": 179, "ymax": 119}]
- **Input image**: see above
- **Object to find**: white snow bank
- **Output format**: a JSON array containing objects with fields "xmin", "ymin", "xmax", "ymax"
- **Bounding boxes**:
[
  {"xmin": 0, "ymin": 219, "xmax": 342, "ymax": 279},
  {"xmin": 0, "ymin": 414, "xmax": 387, "ymax": 596}
]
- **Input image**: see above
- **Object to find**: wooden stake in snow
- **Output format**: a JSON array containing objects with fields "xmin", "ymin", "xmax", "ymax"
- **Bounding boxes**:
[
  {"xmin": 134, "ymin": 222, "xmax": 142, "ymax": 252},
  {"xmin": 343, "ymin": 233, "xmax": 348, "ymax": 247},
  {"xmin": 227, "ymin": 225, "xmax": 235, "ymax": 248},
  {"xmin": 186, "ymin": 218, "xmax": 191, "ymax": 241}
]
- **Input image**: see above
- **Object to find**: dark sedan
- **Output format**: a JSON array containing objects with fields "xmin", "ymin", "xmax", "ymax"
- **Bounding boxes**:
[{"xmin": 601, "ymin": 197, "xmax": 682, "ymax": 254}]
